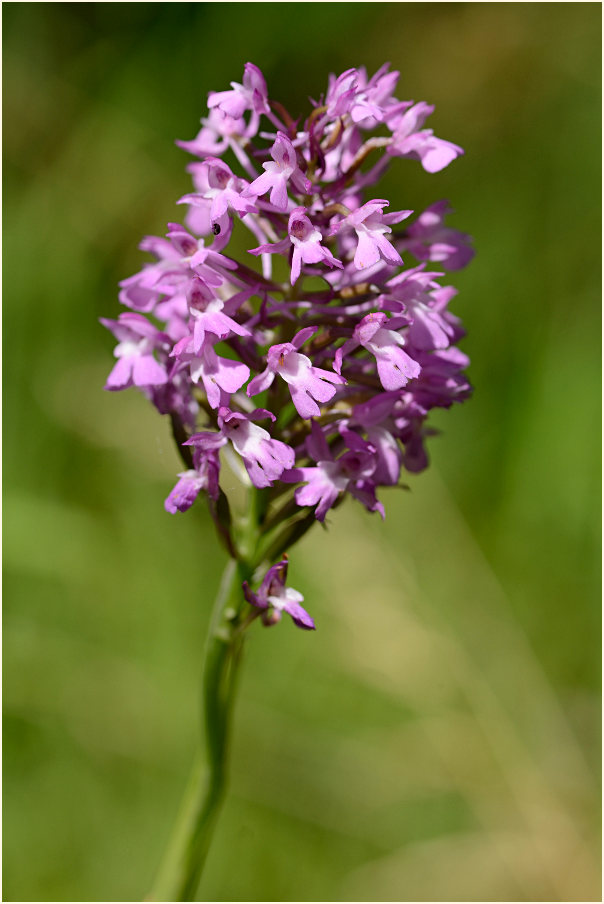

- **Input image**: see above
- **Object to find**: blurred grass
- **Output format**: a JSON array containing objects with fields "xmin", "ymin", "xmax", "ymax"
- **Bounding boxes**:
[{"xmin": 3, "ymin": 3, "xmax": 601, "ymax": 901}]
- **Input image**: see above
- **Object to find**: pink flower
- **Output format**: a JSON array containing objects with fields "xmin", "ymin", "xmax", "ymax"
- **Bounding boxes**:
[
  {"xmin": 207, "ymin": 62, "xmax": 270, "ymax": 120},
  {"xmin": 249, "ymin": 207, "xmax": 343, "ymax": 284},
  {"xmin": 282, "ymin": 422, "xmax": 384, "ymax": 521},
  {"xmin": 172, "ymin": 332, "xmax": 250, "ymax": 410},
  {"xmin": 243, "ymin": 132, "xmax": 310, "ymax": 211},
  {"xmin": 217, "ymin": 407, "xmax": 294, "ymax": 488},
  {"xmin": 164, "ymin": 447, "xmax": 220, "ymax": 512},
  {"xmin": 243, "ymin": 557, "xmax": 314, "ymax": 630},
  {"xmin": 187, "ymin": 279, "xmax": 250, "ymax": 353},
  {"xmin": 387, "ymin": 102, "xmax": 463, "ymax": 173},
  {"xmin": 185, "ymin": 408, "xmax": 295, "ymax": 489},
  {"xmin": 176, "ymin": 108, "xmax": 247, "ymax": 159},
  {"xmin": 332, "ymin": 199, "xmax": 412, "ymax": 270},
  {"xmin": 179, "ymin": 158, "xmax": 257, "ymax": 225},
  {"xmin": 402, "ymin": 201, "xmax": 475, "ymax": 270},
  {"xmin": 335, "ymin": 312, "xmax": 421, "ymax": 390},
  {"xmin": 101, "ymin": 313, "xmax": 169, "ymax": 390},
  {"xmin": 247, "ymin": 327, "xmax": 345, "ymax": 418}
]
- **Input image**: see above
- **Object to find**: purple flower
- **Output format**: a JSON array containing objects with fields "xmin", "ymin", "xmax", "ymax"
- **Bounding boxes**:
[
  {"xmin": 180, "ymin": 163, "xmax": 216, "ymax": 238},
  {"xmin": 165, "ymin": 448, "xmax": 220, "ymax": 513},
  {"xmin": 208, "ymin": 62, "xmax": 270, "ymax": 121},
  {"xmin": 247, "ymin": 326, "xmax": 345, "ymax": 418},
  {"xmin": 332, "ymin": 199, "xmax": 411, "ymax": 270},
  {"xmin": 187, "ymin": 281, "xmax": 251, "ymax": 353},
  {"xmin": 176, "ymin": 108, "xmax": 247, "ymax": 159},
  {"xmin": 402, "ymin": 201, "xmax": 475, "ymax": 270},
  {"xmin": 244, "ymin": 132, "xmax": 310, "ymax": 211},
  {"xmin": 118, "ymin": 271, "xmax": 165, "ymax": 314},
  {"xmin": 118, "ymin": 236, "xmax": 182, "ymax": 313},
  {"xmin": 250, "ymin": 208, "xmax": 343, "ymax": 284},
  {"xmin": 118, "ymin": 223, "xmax": 237, "ymax": 343},
  {"xmin": 283, "ymin": 422, "xmax": 384, "ymax": 521},
  {"xmin": 324, "ymin": 68, "xmax": 359, "ymax": 119},
  {"xmin": 378, "ymin": 268, "xmax": 457, "ymax": 352},
  {"xmin": 387, "ymin": 102, "xmax": 463, "ymax": 173},
  {"xmin": 243, "ymin": 557, "xmax": 314, "ymax": 630},
  {"xmin": 101, "ymin": 313, "xmax": 169, "ymax": 391},
  {"xmin": 335, "ymin": 312, "xmax": 421, "ymax": 390},
  {"xmin": 350, "ymin": 64, "xmax": 404, "ymax": 126},
  {"xmin": 323, "ymin": 64, "xmax": 407, "ymax": 129},
  {"xmin": 348, "ymin": 393, "xmax": 404, "ymax": 486},
  {"xmin": 171, "ymin": 330, "xmax": 249, "ymax": 410},
  {"xmin": 186, "ymin": 408, "xmax": 295, "ymax": 489},
  {"xmin": 179, "ymin": 158, "xmax": 257, "ymax": 225},
  {"xmin": 219, "ymin": 407, "xmax": 294, "ymax": 488}
]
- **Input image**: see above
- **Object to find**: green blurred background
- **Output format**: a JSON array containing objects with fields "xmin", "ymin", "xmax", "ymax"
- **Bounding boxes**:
[{"xmin": 3, "ymin": 3, "xmax": 601, "ymax": 901}]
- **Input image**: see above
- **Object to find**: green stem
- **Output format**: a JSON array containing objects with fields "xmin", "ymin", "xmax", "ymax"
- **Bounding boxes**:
[{"xmin": 149, "ymin": 557, "xmax": 252, "ymax": 902}]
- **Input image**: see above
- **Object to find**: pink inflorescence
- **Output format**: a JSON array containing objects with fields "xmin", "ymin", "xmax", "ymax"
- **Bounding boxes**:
[{"xmin": 103, "ymin": 63, "xmax": 474, "ymax": 627}]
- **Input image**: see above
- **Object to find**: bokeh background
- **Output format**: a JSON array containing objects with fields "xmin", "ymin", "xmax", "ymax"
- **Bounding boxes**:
[{"xmin": 3, "ymin": 3, "xmax": 601, "ymax": 901}]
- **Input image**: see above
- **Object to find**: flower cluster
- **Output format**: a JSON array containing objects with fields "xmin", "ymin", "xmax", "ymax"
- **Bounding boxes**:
[{"xmin": 103, "ymin": 63, "xmax": 473, "ymax": 629}]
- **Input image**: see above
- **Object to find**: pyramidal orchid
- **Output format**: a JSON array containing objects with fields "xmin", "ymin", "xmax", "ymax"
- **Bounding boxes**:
[{"xmin": 102, "ymin": 62, "xmax": 473, "ymax": 901}]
